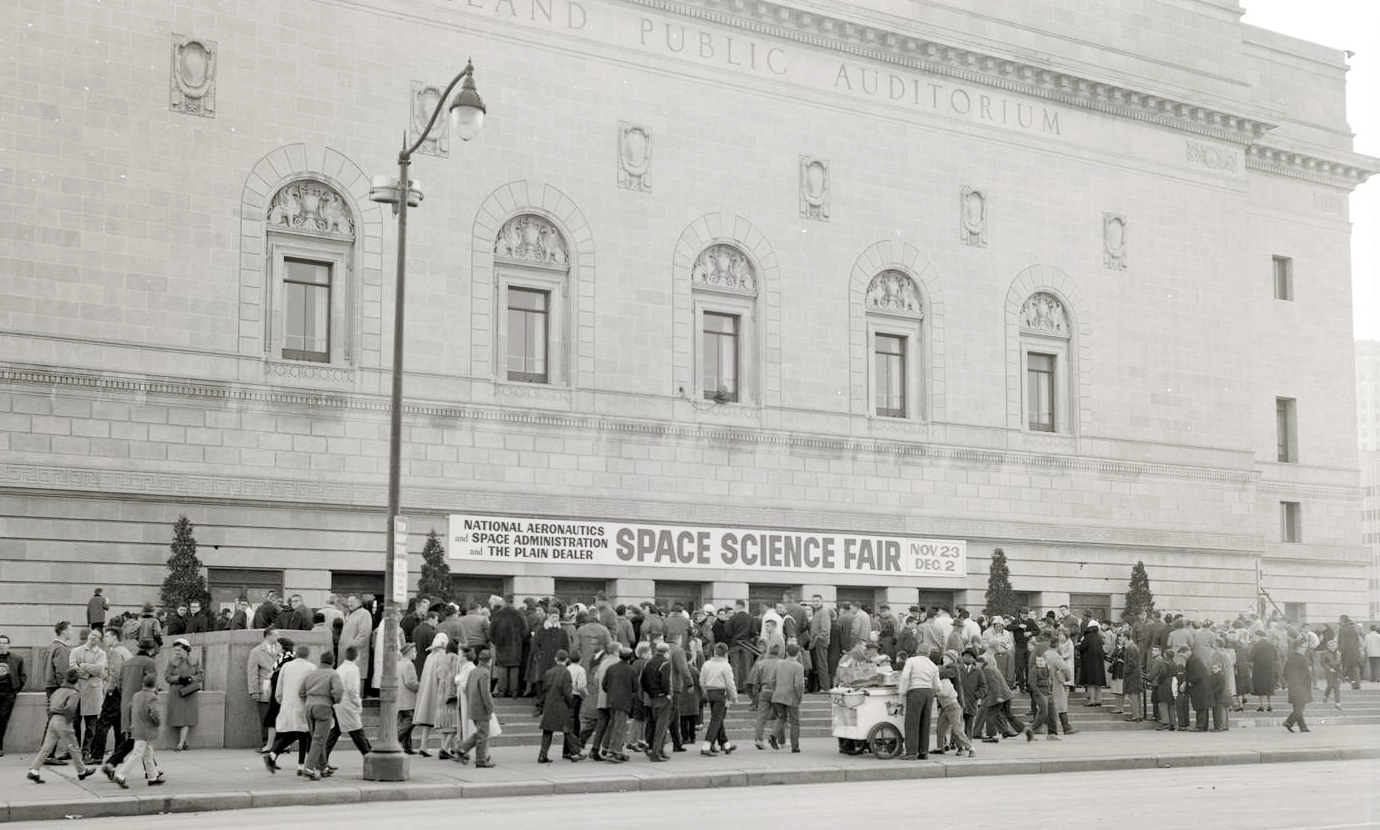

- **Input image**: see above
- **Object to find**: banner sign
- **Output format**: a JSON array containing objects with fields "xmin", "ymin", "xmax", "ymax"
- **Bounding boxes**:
[{"xmin": 448, "ymin": 514, "xmax": 966, "ymax": 578}]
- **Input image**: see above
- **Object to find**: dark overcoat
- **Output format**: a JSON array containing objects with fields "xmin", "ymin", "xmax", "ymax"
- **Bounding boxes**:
[{"xmin": 538, "ymin": 664, "xmax": 574, "ymax": 732}]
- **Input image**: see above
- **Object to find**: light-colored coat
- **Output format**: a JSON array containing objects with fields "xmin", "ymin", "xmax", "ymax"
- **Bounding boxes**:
[
  {"xmin": 339, "ymin": 608, "xmax": 374, "ymax": 672},
  {"xmin": 274, "ymin": 658, "xmax": 315, "ymax": 733},
  {"xmin": 69, "ymin": 643, "xmax": 107, "ymax": 713},
  {"xmin": 334, "ymin": 659, "xmax": 364, "ymax": 732},
  {"xmin": 247, "ymin": 641, "xmax": 279, "ymax": 700}
]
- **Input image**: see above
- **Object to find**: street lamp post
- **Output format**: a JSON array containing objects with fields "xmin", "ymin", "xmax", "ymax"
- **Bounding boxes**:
[{"xmin": 363, "ymin": 60, "xmax": 485, "ymax": 782}]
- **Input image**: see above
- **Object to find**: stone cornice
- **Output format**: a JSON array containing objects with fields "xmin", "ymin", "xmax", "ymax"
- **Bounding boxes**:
[
  {"xmin": 1245, "ymin": 144, "xmax": 1377, "ymax": 189},
  {"xmin": 633, "ymin": 0, "xmax": 1380, "ymax": 187},
  {"xmin": 636, "ymin": 0, "xmax": 1275, "ymax": 143},
  {"xmin": 2, "ymin": 364, "xmax": 1263, "ymax": 489}
]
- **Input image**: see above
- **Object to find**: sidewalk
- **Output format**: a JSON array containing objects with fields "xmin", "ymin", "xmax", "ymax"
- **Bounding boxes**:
[{"xmin": 3, "ymin": 725, "xmax": 1378, "ymax": 823}]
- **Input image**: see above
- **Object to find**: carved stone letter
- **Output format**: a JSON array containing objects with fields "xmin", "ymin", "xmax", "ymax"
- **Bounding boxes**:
[
  {"xmin": 170, "ymin": 35, "xmax": 216, "ymax": 117},
  {"xmin": 1103, "ymin": 213, "xmax": 1127, "ymax": 270},
  {"xmin": 960, "ymin": 187, "xmax": 987, "ymax": 247},
  {"xmin": 411, "ymin": 82, "xmax": 448, "ymax": 158},
  {"xmin": 800, "ymin": 156, "xmax": 829, "ymax": 221},
  {"xmin": 618, "ymin": 122, "xmax": 652, "ymax": 191},
  {"xmin": 865, "ymin": 270, "xmax": 923, "ymax": 317}
]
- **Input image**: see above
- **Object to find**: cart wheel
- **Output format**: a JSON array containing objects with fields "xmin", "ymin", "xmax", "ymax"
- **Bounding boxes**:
[{"xmin": 867, "ymin": 722, "xmax": 903, "ymax": 760}]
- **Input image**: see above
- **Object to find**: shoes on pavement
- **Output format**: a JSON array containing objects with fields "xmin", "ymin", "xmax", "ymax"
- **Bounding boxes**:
[
  {"xmin": 115, "ymin": 775, "xmax": 129, "ymax": 789},
  {"xmin": 438, "ymin": 749, "xmax": 453, "ymax": 760},
  {"xmin": 474, "ymin": 759, "xmax": 496, "ymax": 768},
  {"xmin": 148, "ymin": 774, "xmax": 165, "ymax": 786},
  {"xmin": 755, "ymin": 741, "xmax": 765, "ymax": 750},
  {"xmin": 303, "ymin": 769, "xmax": 321, "ymax": 781},
  {"xmin": 565, "ymin": 753, "xmax": 585, "ymax": 762},
  {"xmin": 965, "ymin": 749, "xmax": 975, "ymax": 757},
  {"xmin": 1062, "ymin": 728, "xmax": 1079, "ymax": 735},
  {"xmin": 981, "ymin": 737, "xmax": 1000, "ymax": 743},
  {"xmin": 1025, "ymin": 728, "xmax": 1034, "ymax": 742},
  {"xmin": 263, "ymin": 754, "xmax": 278, "ymax": 773},
  {"xmin": 932, "ymin": 749, "xmax": 947, "ymax": 755},
  {"xmin": 537, "ymin": 756, "xmax": 553, "ymax": 764},
  {"xmin": 455, "ymin": 753, "xmax": 470, "ymax": 765},
  {"xmin": 672, "ymin": 746, "xmax": 687, "ymax": 752},
  {"xmin": 722, "ymin": 744, "xmax": 736, "ymax": 755},
  {"xmin": 768, "ymin": 736, "xmax": 780, "ymax": 750},
  {"xmin": 899, "ymin": 754, "xmax": 918, "ymax": 760},
  {"xmin": 791, "ymin": 748, "xmax": 800, "ymax": 753},
  {"xmin": 1284, "ymin": 723, "xmax": 1295, "ymax": 732},
  {"xmin": 102, "ymin": 764, "xmax": 115, "ymax": 782},
  {"xmin": 1047, "ymin": 734, "xmax": 1061, "ymax": 741},
  {"xmin": 43, "ymin": 758, "xmax": 68, "ymax": 766},
  {"xmin": 1299, "ymin": 726, "xmax": 1311, "ymax": 732},
  {"xmin": 26, "ymin": 770, "xmax": 45, "ymax": 784},
  {"xmin": 700, "ymin": 749, "xmax": 718, "ymax": 757},
  {"xmin": 78, "ymin": 768, "xmax": 96, "ymax": 780}
]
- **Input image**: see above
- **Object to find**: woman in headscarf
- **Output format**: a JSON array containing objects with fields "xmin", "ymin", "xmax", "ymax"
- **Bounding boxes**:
[{"xmin": 411, "ymin": 632, "xmax": 450, "ymax": 756}]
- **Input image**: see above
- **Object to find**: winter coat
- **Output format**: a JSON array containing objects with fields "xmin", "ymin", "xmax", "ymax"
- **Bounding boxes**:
[
  {"xmin": 538, "ymin": 664, "xmax": 574, "ymax": 732},
  {"xmin": 530, "ymin": 625, "xmax": 571, "ymax": 681},
  {"xmin": 1043, "ymin": 649, "xmax": 1073, "ymax": 713},
  {"xmin": 1249, "ymin": 639, "xmax": 1278, "ymax": 696},
  {"xmin": 118, "ymin": 653, "xmax": 157, "ymax": 733},
  {"xmin": 273, "ymin": 658, "xmax": 314, "ymax": 733},
  {"xmin": 489, "ymin": 607, "xmax": 528, "ymax": 667},
  {"xmin": 69, "ymin": 644, "xmax": 107, "ymax": 713},
  {"xmin": 339, "ymin": 608, "xmax": 373, "ymax": 672},
  {"xmin": 413, "ymin": 647, "xmax": 451, "ymax": 728},
  {"xmin": 1077, "ymin": 629, "xmax": 1108, "ymax": 687},
  {"xmin": 602, "ymin": 660, "xmax": 637, "ymax": 713},
  {"xmin": 164, "ymin": 653, "xmax": 202, "ymax": 728},
  {"xmin": 1121, "ymin": 641, "xmax": 1144, "ymax": 693},
  {"xmin": 334, "ymin": 660, "xmax": 364, "ymax": 732},
  {"xmin": 464, "ymin": 665, "xmax": 493, "ymax": 722},
  {"xmin": 1185, "ymin": 655, "xmax": 1211, "ymax": 710},
  {"xmin": 953, "ymin": 661, "xmax": 987, "ymax": 715},
  {"xmin": 1284, "ymin": 651, "xmax": 1313, "ymax": 706},
  {"xmin": 129, "ymin": 688, "xmax": 161, "ymax": 742}
]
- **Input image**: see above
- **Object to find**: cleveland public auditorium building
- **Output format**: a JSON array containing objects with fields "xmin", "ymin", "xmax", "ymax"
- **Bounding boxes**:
[{"xmin": 1, "ymin": 0, "xmax": 1376, "ymax": 646}]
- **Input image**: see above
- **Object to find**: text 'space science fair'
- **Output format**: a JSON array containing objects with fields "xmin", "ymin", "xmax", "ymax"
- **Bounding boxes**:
[{"xmin": 449, "ymin": 515, "xmax": 966, "ymax": 578}]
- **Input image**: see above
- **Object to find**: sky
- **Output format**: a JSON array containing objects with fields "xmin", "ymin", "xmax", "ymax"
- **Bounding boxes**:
[{"xmin": 1238, "ymin": 0, "xmax": 1380, "ymax": 341}]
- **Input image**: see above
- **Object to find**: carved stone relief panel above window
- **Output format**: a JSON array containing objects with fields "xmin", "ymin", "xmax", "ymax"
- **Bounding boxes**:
[
  {"xmin": 618, "ymin": 121, "xmax": 652, "ymax": 191},
  {"xmin": 1020, "ymin": 291, "xmax": 1069, "ymax": 335},
  {"xmin": 960, "ymin": 186, "xmax": 987, "ymax": 246},
  {"xmin": 1103, "ymin": 213, "xmax": 1127, "ymax": 270},
  {"xmin": 691, "ymin": 244, "xmax": 757, "ymax": 294},
  {"xmin": 411, "ymin": 82, "xmax": 449, "ymax": 157},
  {"xmin": 267, "ymin": 181, "xmax": 356, "ymax": 238},
  {"xmin": 170, "ymin": 35, "xmax": 216, "ymax": 117},
  {"xmin": 800, "ymin": 156, "xmax": 829, "ymax": 221},
  {"xmin": 865, "ymin": 270, "xmax": 923, "ymax": 317},
  {"xmin": 494, "ymin": 214, "xmax": 570, "ymax": 267}
]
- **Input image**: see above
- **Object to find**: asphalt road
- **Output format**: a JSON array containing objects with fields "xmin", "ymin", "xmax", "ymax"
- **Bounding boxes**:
[{"xmin": 8, "ymin": 758, "xmax": 1377, "ymax": 829}]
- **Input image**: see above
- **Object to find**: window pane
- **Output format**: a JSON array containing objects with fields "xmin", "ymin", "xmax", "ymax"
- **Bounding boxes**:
[
  {"xmin": 1276, "ymin": 398, "xmax": 1296, "ymax": 462},
  {"xmin": 1273, "ymin": 256, "xmax": 1292, "ymax": 301},
  {"xmin": 703, "ymin": 312, "xmax": 738, "ymax": 401},
  {"xmin": 507, "ymin": 288, "xmax": 549, "ymax": 383},
  {"xmin": 874, "ymin": 334, "xmax": 906, "ymax": 417},
  {"xmin": 283, "ymin": 259, "xmax": 331, "ymax": 361},
  {"xmin": 1027, "ymin": 352, "xmax": 1055, "ymax": 432}
]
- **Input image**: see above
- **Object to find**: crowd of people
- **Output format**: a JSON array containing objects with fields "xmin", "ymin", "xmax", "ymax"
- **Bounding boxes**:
[{"xmin": 5, "ymin": 585, "xmax": 1379, "ymax": 786}]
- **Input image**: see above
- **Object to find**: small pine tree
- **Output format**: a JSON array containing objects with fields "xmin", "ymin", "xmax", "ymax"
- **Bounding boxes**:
[
  {"xmin": 1125, "ymin": 560, "xmax": 1155, "ymax": 617},
  {"xmin": 417, "ymin": 529, "xmax": 451, "ymax": 603},
  {"xmin": 985, "ymin": 547, "xmax": 1018, "ymax": 620},
  {"xmin": 160, "ymin": 515, "xmax": 209, "ymax": 610}
]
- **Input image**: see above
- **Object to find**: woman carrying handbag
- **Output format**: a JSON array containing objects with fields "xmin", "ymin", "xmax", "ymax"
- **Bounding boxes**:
[{"xmin": 165, "ymin": 638, "xmax": 203, "ymax": 751}]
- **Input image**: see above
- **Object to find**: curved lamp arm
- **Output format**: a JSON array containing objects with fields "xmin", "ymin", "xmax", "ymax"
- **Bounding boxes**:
[{"xmin": 402, "ymin": 59, "xmax": 484, "ymax": 161}]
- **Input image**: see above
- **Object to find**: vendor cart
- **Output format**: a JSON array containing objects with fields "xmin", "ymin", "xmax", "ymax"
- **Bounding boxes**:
[{"xmin": 830, "ymin": 686, "xmax": 905, "ymax": 759}]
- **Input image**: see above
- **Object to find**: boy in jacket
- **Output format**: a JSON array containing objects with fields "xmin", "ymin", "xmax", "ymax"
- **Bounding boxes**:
[
  {"xmin": 27, "ymin": 669, "xmax": 95, "ymax": 783},
  {"xmin": 113, "ymin": 674, "xmax": 164, "ymax": 787}
]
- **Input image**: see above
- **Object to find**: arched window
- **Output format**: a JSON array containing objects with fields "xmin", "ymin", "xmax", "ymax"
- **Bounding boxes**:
[
  {"xmin": 865, "ymin": 269, "xmax": 924, "ymax": 419},
  {"xmin": 493, "ymin": 214, "xmax": 571, "ymax": 386},
  {"xmin": 264, "ymin": 179, "xmax": 357, "ymax": 364},
  {"xmin": 690, "ymin": 243, "xmax": 758, "ymax": 403},
  {"xmin": 1019, "ymin": 291, "xmax": 1072, "ymax": 433}
]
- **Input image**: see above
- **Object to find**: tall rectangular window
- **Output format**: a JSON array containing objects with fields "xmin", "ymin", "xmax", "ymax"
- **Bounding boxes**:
[
  {"xmin": 282, "ymin": 258, "xmax": 331, "ymax": 362},
  {"xmin": 1276, "ymin": 397, "xmax": 1298, "ymax": 462},
  {"xmin": 1281, "ymin": 501, "xmax": 1301, "ymax": 543},
  {"xmin": 702, "ymin": 312, "xmax": 739, "ymax": 401},
  {"xmin": 874, "ymin": 333, "xmax": 907, "ymax": 417},
  {"xmin": 1026, "ymin": 352, "xmax": 1056, "ymax": 432},
  {"xmin": 1273, "ymin": 255, "xmax": 1293, "ymax": 301},
  {"xmin": 506, "ymin": 287, "xmax": 549, "ymax": 383}
]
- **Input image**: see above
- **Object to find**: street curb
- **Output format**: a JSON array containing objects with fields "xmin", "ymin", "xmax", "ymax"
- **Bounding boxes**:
[{"xmin": 4, "ymin": 746, "xmax": 1379, "ymax": 823}]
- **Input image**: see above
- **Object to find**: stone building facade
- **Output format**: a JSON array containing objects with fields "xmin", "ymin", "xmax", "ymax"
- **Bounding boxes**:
[{"xmin": 1, "ymin": 0, "xmax": 1376, "ymax": 645}]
